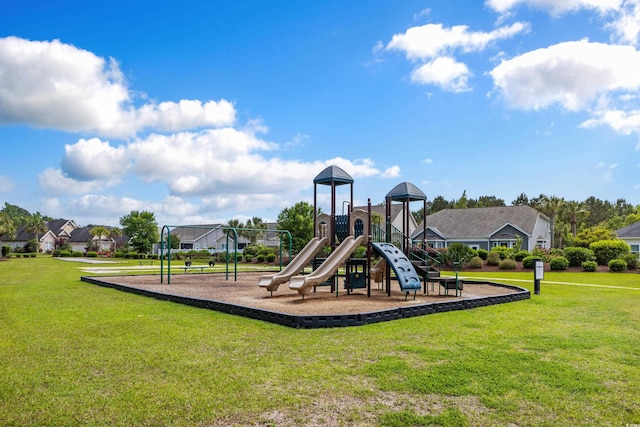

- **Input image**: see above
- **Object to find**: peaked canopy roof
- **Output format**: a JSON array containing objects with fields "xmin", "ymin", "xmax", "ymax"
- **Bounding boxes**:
[
  {"xmin": 313, "ymin": 165, "xmax": 354, "ymax": 186},
  {"xmin": 386, "ymin": 182, "xmax": 426, "ymax": 202}
]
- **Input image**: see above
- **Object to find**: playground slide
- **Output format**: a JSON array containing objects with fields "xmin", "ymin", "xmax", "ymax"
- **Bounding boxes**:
[
  {"xmin": 258, "ymin": 236, "xmax": 329, "ymax": 292},
  {"xmin": 371, "ymin": 242, "xmax": 422, "ymax": 292},
  {"xmin": 289, "ymin": 235, "xmax": 367, "ymax": 295}
]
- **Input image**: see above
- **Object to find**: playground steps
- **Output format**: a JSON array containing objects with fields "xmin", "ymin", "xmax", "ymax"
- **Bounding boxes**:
[{"xmin": 411, "ymin": 261, "xmax": 440, "ymax": 280}]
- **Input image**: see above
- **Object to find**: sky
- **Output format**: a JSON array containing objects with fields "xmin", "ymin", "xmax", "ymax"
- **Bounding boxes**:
[{"xmin": 1, "ymin": 0, "xmax": 640, "ymax": 227}]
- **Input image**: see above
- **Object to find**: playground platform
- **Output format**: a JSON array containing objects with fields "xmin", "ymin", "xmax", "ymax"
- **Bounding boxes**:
[{"xmin": 82, "ymin": 272, "xmax": 530, "ymax": 328}]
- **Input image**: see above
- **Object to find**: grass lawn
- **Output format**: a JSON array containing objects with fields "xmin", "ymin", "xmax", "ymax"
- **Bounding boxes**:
[{"xmin": 1, "ymin": 257, "xmax": 639, "ymax": 426}]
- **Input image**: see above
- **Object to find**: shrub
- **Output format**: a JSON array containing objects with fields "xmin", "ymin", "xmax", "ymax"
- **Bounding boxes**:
[
  {"xmin": 563, "ymin": 247, "xmax": 596, "ymax": 267},
  {"xmin": 149, "ymin": 254, "xmax": 159, "ymax": 260},
  {"xmin": 522, "ymin": 256, "xmax": 537, "ymax": 269},
  {"xmin": 72, "ymin": 251, "xmax": 83, "ymax": 257},
  {"xmin": 1, "ymin": 246, "xmax": 9, "ymax": 257},
  {"xmin": 266, "ymin": 253, "xmax": 276, "ymax": 263},
  {"xmin": 608, "ymin": 258, "xmax": 627, "ymax": 272},
  {"xmin": 490, "ymin": 246, "xmax": 513, "ymax": 260},
  {"xmin": 256, "ymin": 254, "xmax": 265, "ymax": 263},
  {"xmin": 137, "ymin": 253, "xmax": 147, "ymax": 259},
  {"xmin": 550, "ymin": 256, "xmax": 569, "ymax": 271},
  {"xmin": 86, "ymin": 251, "xmax": 98, "ymax": 258},
  {"xmin": 499, "ymin": 259, "xmax": 517, "ymax": 270},
  {"xmin": 514, "ymin": 250, "xmax": 530, "ymax": 262},
  {"xmin": 590, "ymin": 239, "xmax": 631, "ymax": 265},
  {"xmin": 621, "ymin": 253, "xmax": 638, "ymax": 270},
  {"xmin": 486, "ymin": 251, "xmax": 501, "ymax": 266},
  {"xmin": 244, "ymin": 254, "xmax": 253, "ymax": 263},
  {"xmin": 59, "ymin": 250, "xmax": 72, "ymax": 257},
  {"xmin": 477, "ymin": 249, "xmax": 488, "ymax": 260},
  {"xmin": 29, "ymin": 253, "xmax": 36, "ymax": 258},
  {"xmin": 549, "ymin": 248, "xmax": 564, "ymax": 258},
  {"xmin": 15, "ymin": 253, "xmax": 22, "ymax": 258},
  {"xmin": 582, "ymin": 260, "xmax": 598, "ymax": 272},
  {"xmin": 446, "ymin": 243, "xmax": 475, "ymax": 265},
  {"xmin": 468, "ymin": 256, "xmax": 483, "ymax": 269},
  {"xmin": 114, "ymin": 251, "xmax": 124, "ymax": 258}
]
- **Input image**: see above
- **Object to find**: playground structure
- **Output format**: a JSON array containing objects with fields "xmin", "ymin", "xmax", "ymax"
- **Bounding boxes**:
[{"xmin": 259, "ymin": 165, "xmax": 442, "ymax": 300}]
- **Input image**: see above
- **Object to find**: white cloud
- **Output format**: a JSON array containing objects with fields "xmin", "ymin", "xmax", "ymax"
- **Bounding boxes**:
[
  {"xmin": 490, "ymin": 40, "xmax": 640, "ymax": 111},
  {"xmin": 596, "ymin": 161, "xmax": 618, "ymax": 181},
  {"xmin": 61, "ymin": 138, "xmax": 129, "ymax": 180},
  {"xmin": 411, "ymin": 57, "xmax": 472, "ymax": 92},
  {"xmin": 386, "ymin": 22, "xmax": 529, "ymax": 61},
  {"xmin": 607, "ymin": 0, "xmax": 640, "ymax": 45},
  {"xmin": 485, "ymin": 0, "xmax": 621, "ymax": 16},
  {"xmin": 581, "ymin": 109, "xmax": 640, "ymax": 134},
  {"xmin": 381, "ymin": 165, "xmax": 401, "ymax": 178},
  {"xmin": 38, "ymin": 168, "xmax": 110, "ymax": 195},
  {"xmin": 0, "ymin": 175, "xmax": 14, "ymax": 192},
  {"xmin": 0, "ymin": 37, "xmax": 236, "ymax": 138},
  {"xmin": 421, "ymin": 158, "xmax": 434, "ymax": 164}
]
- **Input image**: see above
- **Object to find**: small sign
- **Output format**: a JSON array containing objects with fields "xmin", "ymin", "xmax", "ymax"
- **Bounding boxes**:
[{"xmin": 534, "ymin": 260, "xmax": 544, "ymax": 280}]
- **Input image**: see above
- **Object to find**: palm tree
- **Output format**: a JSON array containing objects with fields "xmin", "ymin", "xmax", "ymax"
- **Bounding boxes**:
[
  {"xmin": 244, "ymin": 216, "xmax": 266, "ymax": 244},
  {"xmin": 0, "ymin": 212, "xmax": 16, "ymax": 241},
  {"xmin": 24, "ymin": 213, "xmax": 48, "ymax": 253},
  {"xmin": 542, "ymin": 196, "xmax": 564, "ymax": 248},
  {"xmin": 108, "ymin": 227, "xmax": 122, "ymax": 252},
  {"xmin": 90, "ymin": 226, "xmax": 109, "ymax": 252},
  {"xmin": 563, "ymin": 201, "xmax": 589, "ymax": 237}
]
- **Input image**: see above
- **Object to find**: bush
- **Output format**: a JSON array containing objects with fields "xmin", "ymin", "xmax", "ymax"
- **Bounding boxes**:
[
  {"xmin": 137, "ymin": 253, "xmax": 147, "ymax": 259},
  {"xmin": 477, "ymin": 249, "xmax": 488, "ymax": 260},
  {"xmin": 522, "ymin": 256, "xmax": 537, "ymax": 269},
  {"xmin": 72, "ymin": 251, "xmax": 83, "ymax": 257},
  {"xmin": 563, "ymin": 247, "xmax": 596, "ymax": 267},
  {"xmin": 608, "ymin": 258, "xmax": 627, "ymax": 272},
  {"xmin": 514, "ymin": 250, "xmax": 530, "ymax": 262},
  {"xmin": 486, "ymin": 251, "xmax": 501, "ymax": 266},
  {"xmin": 266, "ymin": 253, "xmax": 276, "ymax": 262},
  {"xmin": 490, "ymin": 246, "xmax": 513, "ymax": 260},
  {"xmin": 15, "ymin": 253, "xmax": 22, "ymax": 258},
  {"xmin": 1, "ymin": 246, "xmax": 9, "ymax": 257},
  {"xmin": 590, "ymin": 240, "xmax": 631, "ymax": 265},
  {"xmin": 86, "ymin": 251, "xmax": 98, "ymax": 258},
  {"xmin": 59, "ymin": 250, "xmax": 72, "ymax": 257},
  {"xmin": 550, "ymin": 256, "xmax": 569, "ymax": 271},
  {"xmin": 499, "ymin": 259, "xmax": 517, "ymax": 270},
  {"xmin": 244, "ymin": 254, "xmax": 253, "ymax": 263},
  {"xmin": 256, "ymin": 254, "xmax": 265, "ymax": 263},
  {"xmin": 29, "ymin": 253, "xmax": 36, "ymax": 258},
  {"xmin": 582, "ymin": 260, "xmax": 598, "ymax": 272},
  {"xmin": 621, "ymin": 253, "xmax": 638, "ymax": 270},
  {"xmin": 468, "ymin": 256, "xmax": 483, "ymax": 269},
  {"xmin": 114, "ymin": 251, "xmax": 124, "ymax": 258}
]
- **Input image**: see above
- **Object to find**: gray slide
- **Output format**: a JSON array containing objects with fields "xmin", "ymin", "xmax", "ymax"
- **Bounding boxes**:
[
  {"xmin": 258, "ymin": 236, "xmax": 329, "ymax": 292},
  {"xmin": 289, "ymin": 235, "xmax": 367, "ymax": 295}
]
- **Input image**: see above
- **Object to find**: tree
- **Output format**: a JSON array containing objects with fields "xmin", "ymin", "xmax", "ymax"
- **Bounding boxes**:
[
  {"xmin": 119, "ymin": 211, "xmax": 159, "ymax": 254},
  {"xmin": 276, "ymin": 201, "xmax": 316, "ymax": 254},
  {"xmin": 243, "ymin": 216, "xmax": 266, "ymax": 244},
  {"xmin": 454, "ymin": 190, "xmax": 468, "ymax": 209},
  {"xmin": 108, "ymin": 227, "xmax": 122, "ymax": 251},
  {"xmin": 563, "ymin": 201, "xmax": 589, "ymax": 237},
  {"xmin": 24, "ymin": 213, "xmax": 48, "ymax": 253},
  {"xmin": 511, "ymin": 193, "xmax": 529, "ymax": 206},
  {"xmin": 1, "ymin": 202, "xmax": 31, "ymax": 228},
  {"xmin": 428, "ymin": 195, "xmax": 452, "ymax": 214},
  {"xmin": 573, "ymin": 226, "xmax": 617, "ymax": 248},
  {"xmin": 90, "ymin": 226, "xmax": 109, "ymax": 252},
  {"xmin": 541, "ymin": 196, "xmax": 564, "ymax": 248},
  {"xmin": 468, "ymin": 195, "xmax": 505, "ymax": 208},
  {"xmin": 0, "ymin": 211, "xmax": 16, "ymax": 241}
]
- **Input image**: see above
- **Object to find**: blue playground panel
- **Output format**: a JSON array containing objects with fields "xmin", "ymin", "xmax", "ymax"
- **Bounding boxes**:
[{"xmin": 371, "ymin": 242, "xmax": 422, "ymax": 292}]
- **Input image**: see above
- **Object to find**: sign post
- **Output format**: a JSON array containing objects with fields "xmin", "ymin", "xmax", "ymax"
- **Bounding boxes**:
[{"xmin": 533, "ymin": 258, "xmax": 543, "ymax": 295}]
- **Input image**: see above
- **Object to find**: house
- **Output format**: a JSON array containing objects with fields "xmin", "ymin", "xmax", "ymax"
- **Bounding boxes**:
[
  {"xmin": 616, "ymin": 221, "xmax": 640, "ymax": 259},
  {"xmin": 411, "ymin": 205, "xmax": 551, "ymax": 252},
  {"xmin": 2, "ymin": 219, "xmax": 78, "ymax": 253},
  {"xmin": 66, "ymin": 226, "xmax": 124, "ymax": 253},
  {"xmin": 166, "ymin": 224, "xmax": 250, "ymax": 253}
]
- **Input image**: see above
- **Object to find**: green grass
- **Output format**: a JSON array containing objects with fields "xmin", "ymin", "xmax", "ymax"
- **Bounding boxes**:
[{"xmin": 1, "ymin": 257, "xmax": 639, "ymax": 426}]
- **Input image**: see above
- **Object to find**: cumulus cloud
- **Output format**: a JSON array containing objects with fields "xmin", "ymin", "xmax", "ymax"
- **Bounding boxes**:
[
  {"xmin": 38, "ymin": 168, "xmax": 110, "ymax": 195},
  {"xmin": 411, "ymin": 57, "xmax": 472, "ymax": 92},
  {"xmin": 385, "ymin": 21, "xmax": 528, "ymax": 91},
  {"xmin": 0, "ymin": 37, "xmax": 235, "ymax": 138},
  {"xmin": 381, "ymin": 165, "xmax": 401, "ymax": 178},
  {"xmin": 61, "ymin": 138, "xmax": 129, "ymax": 180},
  {"xmin": 490, "ymin": 40, "xmax": 640, "ymax": 111}
]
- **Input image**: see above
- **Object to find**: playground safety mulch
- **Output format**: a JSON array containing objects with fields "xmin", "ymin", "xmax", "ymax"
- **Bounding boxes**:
[{"xmin": 83, "ymin": 272, "xmax": 528, "ymax": 328}]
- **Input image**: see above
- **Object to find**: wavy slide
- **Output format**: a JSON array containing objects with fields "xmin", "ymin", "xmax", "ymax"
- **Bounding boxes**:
[
  {"xmin": 289, "ymin": 235, "xmax": 367, "ymax": 295},
  {"xmin": 258, "ymin": 236, "xmax": 329, "ymax": 292}
]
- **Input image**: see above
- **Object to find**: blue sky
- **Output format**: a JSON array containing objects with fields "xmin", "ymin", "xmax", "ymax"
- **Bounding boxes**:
[{"xmin": 1, "ymin": 0, "xmax": 640, "ymax": 227}]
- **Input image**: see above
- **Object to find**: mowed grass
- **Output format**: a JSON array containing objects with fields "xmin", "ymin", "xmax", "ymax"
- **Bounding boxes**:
[{"xmin": 1, "ymin": 257, "xmax": 639, "ymax": 426}]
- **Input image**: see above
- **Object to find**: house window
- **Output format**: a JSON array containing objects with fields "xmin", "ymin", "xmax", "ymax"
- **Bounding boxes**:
[
  {"xmin": 469, "ymin": 244, "xmax": 479, "ymax": 250},
  {"xmin": 631, "ymin": 244, "xmax": 639, "ymax": 257},
  {"xmin": 492, "ymin": 241, "xmax": 514, "ymax": 248},
  {"xmin": 195, "ymin": 243, "xmax": 200, "ymax": 250}
]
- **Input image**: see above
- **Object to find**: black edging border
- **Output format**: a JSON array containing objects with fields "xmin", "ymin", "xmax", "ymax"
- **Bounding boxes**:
[{"xmin": 81, "ymin": 276, "xmax": 530, "ymax": 329}]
